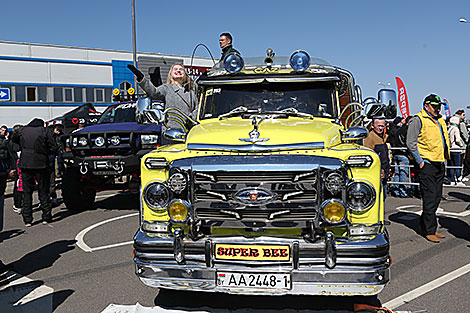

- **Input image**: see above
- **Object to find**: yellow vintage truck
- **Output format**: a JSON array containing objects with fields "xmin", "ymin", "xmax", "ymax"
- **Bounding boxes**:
[{"xmin": 133, "ymin": 50, "xmax": 391, "ymax": 296}]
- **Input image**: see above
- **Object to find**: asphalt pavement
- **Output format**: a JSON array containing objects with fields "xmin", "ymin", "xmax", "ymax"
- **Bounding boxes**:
[{"xmin": 1, "ymin": 181, "xmax": 469, "ymax": 313}]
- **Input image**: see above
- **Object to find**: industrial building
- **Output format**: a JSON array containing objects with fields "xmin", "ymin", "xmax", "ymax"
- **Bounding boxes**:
[{"xmin": 0, "ymin": 40, "xmax": 213, "ymax": 127}]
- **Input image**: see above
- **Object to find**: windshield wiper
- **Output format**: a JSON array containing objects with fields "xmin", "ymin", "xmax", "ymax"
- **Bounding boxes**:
[
  {"xmin": 219, "ymin": 106, "xmax": 251, "ymax": 119},
  {"xmin": 269, "ymin": 107, "xmax": 315, "ymax": 119}
]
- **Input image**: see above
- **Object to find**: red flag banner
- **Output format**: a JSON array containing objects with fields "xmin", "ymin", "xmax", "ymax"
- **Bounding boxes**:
[{"xmin": 395, "ymin": 77, "xmax": 410, "ymax": 118}]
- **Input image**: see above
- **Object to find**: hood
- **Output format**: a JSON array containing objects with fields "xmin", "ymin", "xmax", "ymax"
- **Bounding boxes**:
[
  {"xmin": 27, "ymin": 118, "xmax": 45, "ymax": 127},
  {"xmin": 73, "ymin": 122, "xmax": 161, "ymax": 133},
  {"xmin": 186, "ymin": 117, "xmax": 342, "ymax": 152}
]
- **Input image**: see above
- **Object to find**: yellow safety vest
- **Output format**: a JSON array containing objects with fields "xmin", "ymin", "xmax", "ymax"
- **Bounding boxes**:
[{"xmin": 416, "ymin": 109, "xmax": 450, "ymax": 162}]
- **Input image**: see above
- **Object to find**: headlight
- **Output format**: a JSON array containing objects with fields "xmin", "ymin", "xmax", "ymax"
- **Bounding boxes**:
[
  {"xmin": 346, "ymin": 181, "xmax": 376, "ymax": 212},
  {"xmin": 168, "ymin": 172, "xmax": 187, "ymax": 193},
  {"xmin": 95, "ymin": 136, "xmax": 105, "ymax": 147},
  {"xmin": 110, "ymin": 136, "xmax": 120, "ymax": 146},
  {"xmin": 224, "ymin": 53, "xmax": 244, "ymax": 73},
  {"xmin": 168, "ymin": 199, "xmax": 189, "ymax": 223},
  {"xmin": 141, "ymin": 134, "xmax": 159, "ymax": 144},
  {"xmin": 321, "ymin": 199, "xmax": 346, "ymax": 224},
  {"xmin": 144, "ymin": 182, "xmax": 170, "ymax": 211},
  {"xmin": 289, "ymin": 50, "xmax": 310, "ymax": 71},
  {"xmin": 325, "ymin": 172, "xmax": 345, "ymax": 195},
  {"xmin": 72, "ymin": 137, "xmax": 78, "ymax": 147},
  {"xmin": 78, "ymin": 137, "xmax": 88, "ymax": 147}
]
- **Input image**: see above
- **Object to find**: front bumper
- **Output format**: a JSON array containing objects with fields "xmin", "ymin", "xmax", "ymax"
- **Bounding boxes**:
[{"xmin": 133, "ymin": 230, "xmax": 390, "ymax": 296}]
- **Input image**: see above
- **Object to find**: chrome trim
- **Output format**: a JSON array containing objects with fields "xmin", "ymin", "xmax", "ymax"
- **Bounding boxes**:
[
  {"xmin": 173, "ymin": 228, "xmax": 185, "ymax": 264},
  {"xmin": 198, "ymin": 76, "xmax": 340, "ymax": 86},
  {"xmin": 206, "ymin": 191, "xmax": 227, "ymax": 201},
  {"xmin": 325, "ymin": 231, "xmax": 337, "ymax": 269},
  {"xmin": 134, "ymin": 232, "xmax": 390, "ymax": 296},
  {"xmin": 341, "ymin": 126, "xmax": 369, "ymax": 141},
  {"xmin": 187, "ymin": 142, "xmax": 325, "ymax": 152},
  {"xmin": 282, "ymin": 191, "xmax": 304, "ymax": 201}
]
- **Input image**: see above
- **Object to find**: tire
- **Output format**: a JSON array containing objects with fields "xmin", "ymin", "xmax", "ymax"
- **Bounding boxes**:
[{"xmin": 62, "ymin": 167, "xmax": 96, "ymax": 211}]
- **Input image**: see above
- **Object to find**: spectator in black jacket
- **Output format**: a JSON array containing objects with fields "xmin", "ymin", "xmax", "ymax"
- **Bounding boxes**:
[
  {"xmin": 12, "ymin": 118, "xmax": 57, "ymax": 227},
  {"xmin": 8, "ymin": 125, "xmax": 23, "ymax": 213},
  {"xmin": 219, "ymin": 32, "xmax": 240, "ymax": 61},
  {"xmin": 388, "ymin": 117, "xmax": 411, "ymax": 197},
  {"xmin": 0, "ymin": 125, "xmax": 16, "ymax": 279}
]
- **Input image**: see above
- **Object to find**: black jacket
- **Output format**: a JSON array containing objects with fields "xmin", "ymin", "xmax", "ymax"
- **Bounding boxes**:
[
  {"xmin": 221, "ymin": 44, "xmax": 240, "ymax": 61},
  {"xmin": 12, "ymin": 118, "xmax": 57, "ymax": 170},
  {"xmin": 0, "ymin": 134, "xmax": 15, "ymax": 194}
]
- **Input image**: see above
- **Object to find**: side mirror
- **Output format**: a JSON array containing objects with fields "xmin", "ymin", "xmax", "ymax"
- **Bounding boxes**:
[
  {"xmin": 164, "ymin": 129, "xmax": 186, "ymax": 142},
  {"xmin": 341, "ymin": 126, "xmax": 369, "ymax": 141},
  {"xmin": 136, "ymin": 96, "xmax": 164, "ymax": 124}
]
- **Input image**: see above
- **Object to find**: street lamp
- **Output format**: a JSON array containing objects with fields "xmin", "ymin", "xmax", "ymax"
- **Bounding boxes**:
[
  {"xmin": 459, "ymin": 18, "xmax": 470, "ymax": 23},
  {"xmin": 132, "ymin": 0, "xmax": 137, "ymax": 90},
  {"xmin": 378, "ymin": 81, "xmax": 391, "ymax": 89}
]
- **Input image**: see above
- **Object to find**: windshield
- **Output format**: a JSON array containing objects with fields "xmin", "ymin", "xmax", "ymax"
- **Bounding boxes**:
[
  {"xmin": 98, "ymin": 102, "xmax": 136, "ymax": 123},
  {"xmin": 200, "ymin": 82, "xmax": 336, "ymax": 119}
]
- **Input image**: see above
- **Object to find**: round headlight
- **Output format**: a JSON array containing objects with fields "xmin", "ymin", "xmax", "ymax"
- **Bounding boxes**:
[
  {"xmin": 321, "ymin": 199, "xmax": 346, "ymax": 224},
  {"xmin": 346, "ymin": 181, "xmax": 376, "ymax": 212},
  {"xmin": 78, "ymin": 137, "xmax": 88, "ymax": 147},
  {"xmin": 168, "ymin": 172, "xmax": 187, "ymax": 193},
  {"xmin": 168, "ymin": 199, "xmax": 189, "ymax": 223},
  {"xmin": 289, "ymin": 50, "xmax": 310, "ymax": 71},
  {"xmin": 144, "ymin": 182, "xmax": 170, "ymax": 210},
  {"xmin": 95, "ymin": 136, "xmax": 105, "ymax": 147},
  {"xmin": 110, "ymin": 136, "xmax": 120, "ymax": 146},
  {"xmin": 224, "ymin": 53, "xmax": 244, "ymax": 73},
  {"xmin": 325, "ymin": 172, "xmax": 345, "ymax": 194}
]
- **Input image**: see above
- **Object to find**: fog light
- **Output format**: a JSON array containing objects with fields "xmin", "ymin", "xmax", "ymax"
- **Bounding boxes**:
[
  {"xmin": 95, "ymin": 136, "xmax": 105, "ymax": 147},
  {"xmin": 110, "ymin": 136, "xmax": 120, "ymax": 146},
  {"xmin": 289, "ymin": 50, "xmax": 310, "ymax": 71},
  {"xmin": 168, "ymin": 199, "xmax": 189, "ymax": 223},
  {"xmin": 223, "ymin": 53, "xmax": 244, "ymax": 73},
  {"xmin": 321, "ymin": 199, "xmax": 346, "ymax": 224},
  {"xmin": 78, "ymin": 137, "xmax": 88, "ymax": 147}
]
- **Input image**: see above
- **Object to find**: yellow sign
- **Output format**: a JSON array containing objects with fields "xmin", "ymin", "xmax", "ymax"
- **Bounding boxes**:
[
  {"xmin": 254, "ymin": 67, "xmax": 279, "ymax": 74},
  {"xmin": 128, "ymin": 87, "xmax": 135, "ymax": 95},
  {"xmin": 215, "ymin": 244, "xmax": 290, "ymax": 261},
  {"xmin": 113, "ymin": 88, "xmax": 120, "ymax": 96}
]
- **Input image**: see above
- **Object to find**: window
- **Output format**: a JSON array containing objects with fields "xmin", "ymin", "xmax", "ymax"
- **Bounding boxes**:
[
  {"xmin": 54, "ymin": 88, "xmax": 63, "ymax": 102},
  {"xmin": 26, "ymin": 87, "xmax": 36, "ymax": 101},
  {"xmin": 105, "ymin": 88, "xmax": 112, "ymax": 102},
  {"xmin": 95, "ymin": 89, "xmax": 104, "ymax": 102},
  {"xmin": 64, "ymin": 88, "xmax": 73, "ymax": 102},
  {"xmin": 86, "ymin": 87, "xmax": 94, "ymax": 102},
  {"xmin": 16, "ymin": 86, "xmax": 25, "ymax": 102},
  {"xmin": 119, "ymin": 81, "xmax": 131, "ymax": 92},
  {"xmin": 38, "ymin": 87, "xmax": 47, "ymax": 102},
  {"xmin": 74, "ymin": 88, "xmax": 83, "ymax": 103}
]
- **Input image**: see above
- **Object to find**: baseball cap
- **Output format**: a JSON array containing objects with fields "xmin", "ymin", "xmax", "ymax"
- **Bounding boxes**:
[{"xmin": 423, "ymin": 94, "xmax": 444, "ymax": 107}]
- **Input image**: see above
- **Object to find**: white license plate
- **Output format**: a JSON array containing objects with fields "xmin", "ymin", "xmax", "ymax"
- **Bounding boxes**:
[{"xmin": 216, "ymin": 272, "xmax": 291, "ymax": 290}]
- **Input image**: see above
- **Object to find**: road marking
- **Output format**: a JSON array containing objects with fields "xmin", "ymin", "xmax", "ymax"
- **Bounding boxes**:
[
  {"xmin": 383, "ymin": 262, "xmax": 470, "ymax": 309},
  {"xmin": 395, "ymin": 205, "xmax": 470, "ymax": 217},
  {"xmin": 0, "ymin": 271, "xmax": 54, "ymax": 312},
  {"xmin": 75, "ymin": 212, "xmax": 139, "ymax": 252}
]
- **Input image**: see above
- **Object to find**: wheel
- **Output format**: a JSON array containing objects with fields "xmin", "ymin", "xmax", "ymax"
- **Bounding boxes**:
[{"xmin": 62, "ymin": 167, "xmax": 96, "ymax": 211}]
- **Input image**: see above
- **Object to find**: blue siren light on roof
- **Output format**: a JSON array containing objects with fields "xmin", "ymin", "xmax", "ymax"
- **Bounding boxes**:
[
  {"xmin": 223, "ymin": 53, "xmax": 244, "ymax": 73},
  {"xmin": 289, "ymin": 50, "xmax": 310, "ymax": 71}
]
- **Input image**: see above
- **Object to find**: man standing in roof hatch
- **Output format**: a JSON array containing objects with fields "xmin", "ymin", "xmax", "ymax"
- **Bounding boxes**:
[
  {"xmin": 219, "ymin": 32, "xmax": 240, "ymax": 61},
  {"xmin": 406, "ymin": 94, "xmax": 450, "ymax": 243}
]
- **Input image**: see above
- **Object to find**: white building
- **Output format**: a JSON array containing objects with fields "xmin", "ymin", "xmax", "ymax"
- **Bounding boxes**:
[{"xmin": 0, "ymin": 40, "xmax": 213, "ymax": 127}]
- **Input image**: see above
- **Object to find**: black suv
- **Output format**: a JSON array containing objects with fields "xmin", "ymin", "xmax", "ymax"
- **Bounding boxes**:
[{"xmin": 62, "ymin": 100, "xmax": 161, "ymax": 210}]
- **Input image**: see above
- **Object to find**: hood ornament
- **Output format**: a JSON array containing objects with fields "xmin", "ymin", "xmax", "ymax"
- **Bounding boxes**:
[{"xmin": 239, "ymin": 116, "xmax": 270, "ymax": 143}]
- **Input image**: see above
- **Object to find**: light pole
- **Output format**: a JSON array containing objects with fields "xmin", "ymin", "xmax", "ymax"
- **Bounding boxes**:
[
  {"xmin": 459, "ymin": 18, "xmax": 470, "ymax": 23},
  {"xmin": 132, "ymin": 0, "xmax": 137, "ymax": 90}
]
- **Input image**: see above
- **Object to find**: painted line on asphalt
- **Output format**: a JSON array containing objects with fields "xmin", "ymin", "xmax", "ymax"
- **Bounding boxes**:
[
  {"xmin": 383, "ymin": 262, "xmax": 470, "ymax": 309},
  {"xmin": 75, "ymin": 212, "xmax": 139, "ymax": 252},
  {"xmin": 395, "ymin": 205, "xmax": 470, "ymax": 217}
]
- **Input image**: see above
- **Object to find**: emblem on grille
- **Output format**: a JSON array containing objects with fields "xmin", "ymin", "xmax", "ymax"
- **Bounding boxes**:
[
  {"xmin": 239, "ymin": 116, "xmax": 270, "ymax": 143},
  {"xmin": 234, "ymin": 188, "xmax": 275, "ymax": 205}
]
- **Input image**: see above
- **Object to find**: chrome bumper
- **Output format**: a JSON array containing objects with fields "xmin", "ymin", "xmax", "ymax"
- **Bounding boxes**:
[{"xmin": 133, "ymin": 230, "xmax": 390, "ymax": 296}]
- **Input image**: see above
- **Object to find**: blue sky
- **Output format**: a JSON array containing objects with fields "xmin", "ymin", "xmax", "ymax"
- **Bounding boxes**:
[{"xmin": 2, "ymin": 0, "xmax": 470, "ymax": 115}]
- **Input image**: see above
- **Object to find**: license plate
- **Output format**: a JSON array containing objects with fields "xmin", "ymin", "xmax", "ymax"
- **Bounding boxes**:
[
  {"xmin": 215, "ymin": 244, "xmax": 290, "ymax": 261},
  {"xmin": 216, "ymin": 272, "xmax": 291, "ymax": 290}
]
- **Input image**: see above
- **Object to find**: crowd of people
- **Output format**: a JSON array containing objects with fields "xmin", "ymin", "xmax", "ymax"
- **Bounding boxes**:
[{"xmin": 364, "ymin": 94, "xmax": 470, "ymax": 243}]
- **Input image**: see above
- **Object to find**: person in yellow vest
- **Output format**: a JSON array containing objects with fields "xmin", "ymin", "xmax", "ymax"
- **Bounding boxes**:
[{"xmin": 406, "ymin": 94, "xmax": 450, "ymax": 243}]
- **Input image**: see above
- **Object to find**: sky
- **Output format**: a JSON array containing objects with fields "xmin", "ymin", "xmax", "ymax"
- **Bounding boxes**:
[{"xmin": 1, "ymin": 0, "xmax": 470, "ymax": 115}]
